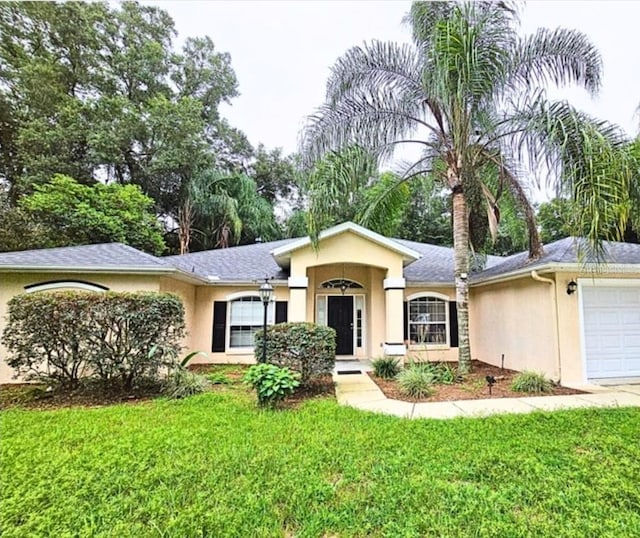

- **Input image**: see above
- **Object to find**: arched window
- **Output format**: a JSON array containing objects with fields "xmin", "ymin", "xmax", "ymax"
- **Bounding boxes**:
[
  {"xmin": 320, "ymin": 279, "xmax": 363, "ymax": 290},
  {"xmin": 24, "ymin": 280, "xmax": 109, "ymax": 293},
  {"xmin": 228, "ymin": 295, "xmax": 274, "ymax": 348},
  {"xmin": 407, "ymin": 293, "xmax": 449, "ymax": 346}
]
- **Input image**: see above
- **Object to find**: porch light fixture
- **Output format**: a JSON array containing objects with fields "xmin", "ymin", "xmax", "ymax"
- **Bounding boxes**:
[
  {"xmin": 566, "ymin": 280, "xmax": 577, "ymax": 295},
  {"xmin": 340, "ymin": 263, "xmax": 348, "ymax": 295},
  {"xmin": 258, "ymin": 277, "xmax": 274, "ymax": 363}
]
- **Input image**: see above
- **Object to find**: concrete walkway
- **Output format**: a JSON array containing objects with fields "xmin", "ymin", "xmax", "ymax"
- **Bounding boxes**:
[{"xmin": 333, "ymin": 361, "xmax": 640, "ymax": 419}]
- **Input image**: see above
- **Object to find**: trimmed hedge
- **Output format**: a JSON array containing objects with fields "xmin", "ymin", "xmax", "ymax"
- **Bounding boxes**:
[
  {"xmin": 2, "ymin": 291, "xmax": 185, "ymax": 389},
  {"xmin": 254, "ymin": 322, "xmax": 336, "ymax": 385}
]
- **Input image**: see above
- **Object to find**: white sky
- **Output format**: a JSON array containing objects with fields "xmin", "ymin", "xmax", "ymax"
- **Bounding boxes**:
[{"xmin": 150, "ymin": 0, "xmax": 640, "ymax": 158}]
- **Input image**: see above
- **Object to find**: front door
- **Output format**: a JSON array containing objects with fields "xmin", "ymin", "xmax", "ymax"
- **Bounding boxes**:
[{"xmin": 328, "ymin": 296, "xmax": 354, "ymax": 355}]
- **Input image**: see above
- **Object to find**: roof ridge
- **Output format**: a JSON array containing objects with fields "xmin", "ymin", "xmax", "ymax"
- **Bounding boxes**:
[{"xmin": 114, "ymin": 243, "xmax": 168, "ymax": 266}]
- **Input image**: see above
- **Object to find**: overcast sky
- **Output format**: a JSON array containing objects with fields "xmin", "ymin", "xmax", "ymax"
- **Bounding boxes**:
[{"xmin": 149, "ymin": 0, "xmax": 640, "ymax": 157}]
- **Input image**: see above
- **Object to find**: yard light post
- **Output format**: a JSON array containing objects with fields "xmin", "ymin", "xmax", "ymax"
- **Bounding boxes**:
[{"xmin": 258, "ymin": 278, "xmax": 273, "ymax": 363}]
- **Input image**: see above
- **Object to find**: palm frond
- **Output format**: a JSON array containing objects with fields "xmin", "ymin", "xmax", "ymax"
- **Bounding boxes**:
[
  {"xmin": 325, "ymin": 40, "xmax": 424, "ymax": 107},
  {"xmin": 510, "ymin": 28, "xmax": 602, "ymax": 96},
  {"xmin": 514, "ymin": 98, "xmax": 632, "ymax": 256}
]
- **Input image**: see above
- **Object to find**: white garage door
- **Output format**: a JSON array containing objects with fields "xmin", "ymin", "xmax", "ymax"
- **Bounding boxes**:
[{"xmin": 581, "ymin": 284, "xmax": 640, "ymax": 380}]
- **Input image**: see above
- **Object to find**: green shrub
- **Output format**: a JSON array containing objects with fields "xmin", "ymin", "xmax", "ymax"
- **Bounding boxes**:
[
  {"xmin": 406, "ymin": 360, "xmax": 457, "ymax": 385},
  {"xmin": 2, "ymin": 291, "xmax": 185, "ymax": 389},
  {"xmin": 397, "ymin": 367, "xmax": 434, "ymax": 398},
  {"xmin": 163, "ymin": 368, "xmax": 210, "ymax": 399},
  {"xmin": 243, "ymin": 363, "xmax": 300, "ymax": 408},
  {"xmin": 372, "ymin": 356, "xmax": 401, "ymax": 379},
  {"xmin": 511, "ymin": 371, "xmax": 552, "ymax": 393},
  {"xmin": 255, "ymin": 322, "xmax": 336, "ymax": 386}
]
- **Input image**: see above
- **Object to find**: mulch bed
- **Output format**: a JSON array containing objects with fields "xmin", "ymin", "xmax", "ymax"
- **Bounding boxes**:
[
  {"xmin": 370, "ymin": 360, "xmax": 585, "ymax": 403},
  {"xmin": 0, "ymin": 383, "xmax": 160, "ymax": 411}
]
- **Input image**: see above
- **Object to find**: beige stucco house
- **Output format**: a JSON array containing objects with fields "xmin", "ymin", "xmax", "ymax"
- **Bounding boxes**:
[{"xmin": 2, "ymin": 221, "xmax": 640, "ymax": 386}]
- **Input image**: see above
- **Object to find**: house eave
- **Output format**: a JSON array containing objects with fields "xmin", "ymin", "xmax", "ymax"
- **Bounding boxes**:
[
  {"xmin": 471, "ymin": 262, "xmax": 640, "ymax": 287},
  {"xmin": 0, "ymin": 265, "xmax": 207, "ymax": 285}
]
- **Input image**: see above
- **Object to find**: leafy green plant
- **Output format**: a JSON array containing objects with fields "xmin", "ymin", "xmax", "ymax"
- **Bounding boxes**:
[
  {"xmin": 243, "ymin": 363, "xmax": 300, "ymax": 408},
  {"xmin": 511, "ymin": 371, "xmax": 553, "ymax": 394},
  {"xmin": 371, "ymin": 356, "xmax": 401, "ymax": 379},
  {"xmin": 2, "ymin": 291, "xmax": 185, "ymax": 389},
  {"xmin": 255, "ymin": 323, "xmax": 336, "ymax": 386},
  {"xmin": 405, "ymin": 360, "xmax": 457, "ymax": 385},
  {"xmin": 396, "ymin": 367, "xmax": 434, "ymax": 398},
  {"xmin": 180, "ymin": 351, "xmax": 207, "ymax": 368},
  {"xmin": 163, "ymin": 368, "xmax": 210, "ymax": 399}
]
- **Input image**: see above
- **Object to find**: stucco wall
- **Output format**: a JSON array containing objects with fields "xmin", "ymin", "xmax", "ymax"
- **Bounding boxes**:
[
  {"xmin": 470, "ymin": 277, "xmax": 558, "ymax": 379},
  {"xmin": 159, "ymin": 277, "xmax": 197, "ymax": 353},
  {"xmin": 290, "ymin": 233, "xmax": 405, "ymax": 278},
  {"xmin": 190, "ymin": 284, "xmax": 290, "ymax": 365},
  {"xmin": 0, "ymin": 272, "xmax": 161, "ymax": 384}
]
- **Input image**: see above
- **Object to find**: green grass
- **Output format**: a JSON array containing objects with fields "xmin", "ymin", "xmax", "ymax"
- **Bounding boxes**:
[{"xmin": 2, "ymin": 391, "xmax": 640, "ymax": 537}]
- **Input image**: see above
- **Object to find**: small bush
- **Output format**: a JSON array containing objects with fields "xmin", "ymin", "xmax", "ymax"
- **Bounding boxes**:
[
  {"xmin": 511, "ymin": 371, "xmax": 552, "ymax": 393},
  {"xmin": 163, "ymin": 368, "xmax": 210, "ymax": 399},
  {"xmin": 2, "ymin": 291, "xmax": 185, "ymax": 389},
  {"xmin": 243, "ymin": 363, "xmax": 300, "ymax": 408},
  {"xmin": 255, "ymin": 322, "xmax": 336, "ymax": 386},
  {"xmin": 372, "ymin": 356, "xmax": 401, "ymax": 379},
  {"xmin": 397, "ymin": 367, "xmax": 434, "ymax": 398}
]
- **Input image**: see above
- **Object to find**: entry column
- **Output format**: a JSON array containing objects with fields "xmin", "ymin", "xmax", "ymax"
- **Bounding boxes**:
[
  {"xmin": 288, "ymin": 276, "xmax": 308, "ymax": 322},
  {"xmin": 383, "ymin": 277, "xmax": 406, "ymax": 356}
]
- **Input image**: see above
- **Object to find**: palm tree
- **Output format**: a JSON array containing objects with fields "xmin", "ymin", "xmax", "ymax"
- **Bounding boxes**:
[{"xmin": 301, "ymin": 1, "xmax": 632, "ymax": 373}]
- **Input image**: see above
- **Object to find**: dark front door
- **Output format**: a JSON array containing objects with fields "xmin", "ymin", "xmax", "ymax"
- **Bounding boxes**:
[{"xmin": 328, "ymin": 296, "xmax": 354, "ymax": 355}]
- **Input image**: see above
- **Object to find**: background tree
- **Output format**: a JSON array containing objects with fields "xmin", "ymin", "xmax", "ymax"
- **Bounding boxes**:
[
  {"xmin": 177, "ymin": 170, "xmax": 280, "ymax": 253},
  {"xmin": 301, "ymin": 1, "xmax": 631, "ymax": 372},
  {"xmin": 302, "ymin": 146, "xmax": 409, "ymax": 237},
  {"xmin": 0, "ymin": 175, "xmax": 165, "ymax": 254},
  {"xmin": 0, "ymin": 1, "xmax": 268, "ymax": 253}
]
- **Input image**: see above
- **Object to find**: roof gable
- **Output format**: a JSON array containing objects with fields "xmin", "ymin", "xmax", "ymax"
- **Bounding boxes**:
[{"xmin": 270, "ymin": 222, "xmax": 421, "ymax": 269}]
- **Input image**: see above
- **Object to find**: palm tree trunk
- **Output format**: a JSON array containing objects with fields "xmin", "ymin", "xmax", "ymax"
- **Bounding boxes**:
[{"xmin": 452, "ymin": 186, "xmax": 472, "ymax": 374}]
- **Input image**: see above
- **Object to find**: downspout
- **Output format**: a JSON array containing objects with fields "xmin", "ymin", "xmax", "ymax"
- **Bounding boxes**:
[{"xmin": 530, "ymin": 271, "xmax": 562, "ymax": 382}]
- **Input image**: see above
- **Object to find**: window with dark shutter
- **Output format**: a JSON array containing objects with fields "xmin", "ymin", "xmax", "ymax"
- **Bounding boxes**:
[
  {"xmin": 449, "ymin": 301, "xmax": 459, "ymax": 348},
  {"xmin": 275, "ymin": 301, "xmax": 288, "ymax": 324},
  {"xmin": 212, "ymin": 301, "xmax": 227, "ymax": 352}
]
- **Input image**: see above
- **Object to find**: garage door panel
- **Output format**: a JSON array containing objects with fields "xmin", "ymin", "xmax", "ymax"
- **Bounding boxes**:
[{"xmin": 582, "ymin": 284, "xmax": 640, "ymax": 380}]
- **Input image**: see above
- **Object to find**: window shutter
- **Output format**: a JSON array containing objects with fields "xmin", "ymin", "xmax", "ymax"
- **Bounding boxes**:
[
  {"xmin": 449, "ymin": 301, "xmax": 459, "ymax": 348},
  {"xmin": 212, "ymin": 301, "xmax": 227, "ymax": 352},
  {"xmin": 275, "ymin": 301, "xmax": 288, "ymax": 324},
  {"xmin": 403, "ymin": 301, "xmax": 408, "ymax": 341}
]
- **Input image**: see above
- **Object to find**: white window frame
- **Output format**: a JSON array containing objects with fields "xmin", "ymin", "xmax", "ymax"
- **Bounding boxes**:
[
  {"xmin": 406, "ymin": 292, "xmax": 450, "ymax": 349},
  {"xmin": 226, "ymin": 292, "xmax": 275, "ymax": 353}
]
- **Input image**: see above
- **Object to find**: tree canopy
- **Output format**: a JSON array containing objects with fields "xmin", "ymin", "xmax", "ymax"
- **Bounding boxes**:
[
  {"xmin": 0, "ymin": 0, "xmax": 296, "ymax": 253},
  {"xmin": 0, "ymin": 175, "xmax": 165, "ymax": 254}
]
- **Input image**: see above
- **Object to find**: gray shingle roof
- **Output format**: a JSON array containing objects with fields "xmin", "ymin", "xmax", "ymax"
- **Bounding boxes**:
[
  {"xmin": 164, "ymin": 239, "xmax": 294, "ymax": 281},
  {"xmin": 475, "ymin": 236, "xmax": 640, "ymax": 281},
  {"xmin": 5, "ymin": 235, "xmax": 640, "ymax": 284},
  {"xmin": 396, "ymin": 239, "xmax": 504, "ymax": 283},
  {"xmin": 0, "ymin": 243, "xmax": 171, "ymax": 270}
]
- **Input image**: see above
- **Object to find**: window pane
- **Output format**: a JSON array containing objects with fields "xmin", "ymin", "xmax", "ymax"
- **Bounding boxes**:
[
  {"xmin": 228, "ymin": 297, "xmax": 274, "ymax": 348},
  {"xmin": 407, "ymin": 296, "xmax": 448, "ymax": 345},
  {"xmin": 230, "ymin": 326, "xmax": 259, "ymax": 347}
]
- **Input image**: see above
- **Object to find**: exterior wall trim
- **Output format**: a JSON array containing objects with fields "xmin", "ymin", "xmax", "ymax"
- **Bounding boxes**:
[
  {"xmin": 383, "ymin": 277, "xmax": 406, "ymax": 290},
  {"xmin": 288, "ymin": 276, "xmax": 309, "ymax": 289}
]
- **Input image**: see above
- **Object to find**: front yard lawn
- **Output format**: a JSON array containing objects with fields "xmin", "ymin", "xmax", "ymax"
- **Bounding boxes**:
[{"xmin": 2, "ymin": 389, "xmax": 640, "ymax": 537}]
